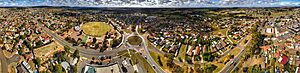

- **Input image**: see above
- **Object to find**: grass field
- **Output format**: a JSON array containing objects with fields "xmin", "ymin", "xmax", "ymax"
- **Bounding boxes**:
[
  {"xmin": 212, "ymin": 62, "xmax": 224, "ymax": 73},
  {"xmin": 127, "ymin": 36, "xmax": 142, "ymax": 45},
  {"xmin": 176, "ymin": 45, "xmax": 187, "ymax": 61},
  {"xmin": 81, "ymin": 22, "xmax": 112, "ymax": 37},
  {"xmin": 150, "ymin": 51, "xmax": 168, "ymax": 69},
  {"xmin": 130, "ymin": 51, "xmax": 155, "ymax": 73},
  {"xmin": 217, "ymin": 48, "xmax": 241, "ymax": 65},
  {"xmin": 34, "ymin": 42, "xmax": 62, "ymax": 58},
  {"xmin": 230, "ymin": 48, "xmax": 241, "ymax": 57},
  {"xmin": 123, "ymin": 29, "xmax": 132, "ymax": 33},
  {"xmin": 212, "ymin": 28, "xmax": 228, "ymax": 35},
  {"xmin": 118, "ymin": 49, "xmax": 155, "ymax": 73}
]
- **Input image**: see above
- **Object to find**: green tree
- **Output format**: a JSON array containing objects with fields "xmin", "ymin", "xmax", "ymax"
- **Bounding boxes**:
[
  {"xmin": 64, "ymin": 46, "xmax": 71, "ymax": 53},
  {"xmin": 71, "ymin": 65, "xmax": 78, "ymax": 73},
  {"xmin": 33, "ymin": 57, "xmax": 42, "ymax": 67},
  {"xmin": 111, "ymin": 39, "xmax": 121, "ymax": 48},
  {"xmin": 55, "ymin": 64, "xmax": 63, "ymax": 73},
  {"xmin": 194, "ymin": 64, "xmax": 202, "ymax": 72},
  {"xmin": 73, "ymin": 49, "xmax": 80, "ymax": 58}
]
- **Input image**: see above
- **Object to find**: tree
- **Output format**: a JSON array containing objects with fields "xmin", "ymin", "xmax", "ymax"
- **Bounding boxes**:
[
  {"xmin": 202, "ymin": 63, "xmax": 217, "ymax": 73},
  {"xmin": 157, "ymin": 56, "xmax": 163, "ymax": 66},
  {"xmin": 71, "ymin": 65, "xmax": 78, "ymax": 73},
  {"xmin": 55, "ymin": 64, "xmax": 63, "ymax": 73},
  {"xmin": 111, "ymin": 39, "xmax": 121, "ymax": 48},
  {"xmin": 194, "ymin": 64, "xmax": 202, "ymax": 73},
  {"xmin": 33, "ymin": 57, "xmax": 42, "ymax": 67},
  {"xmin": 92, "ymin": 37, "xmax": 97, "ymax": 43},
  {"xmin": 166, "ymin": 58, "xmax": 174, "ymax": 68},
  {"xmin": 64, "ymin": 46, "xmax": 71, "ymax": 53},
  {"xmin": 172, "ymin": 65, "xmax": 184, "ymax": 73},
  {"xmin": 73, "ymin": 49, "xmax": 80, "ymax": 58}
]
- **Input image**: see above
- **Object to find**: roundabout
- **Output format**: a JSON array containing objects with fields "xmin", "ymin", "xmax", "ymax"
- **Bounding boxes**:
[{"xmin": 126, "ymin": 35, "xmax": 143, "ymax": 46}]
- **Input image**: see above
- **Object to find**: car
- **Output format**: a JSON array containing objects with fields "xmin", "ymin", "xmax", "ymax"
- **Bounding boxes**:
[
  {"xmin": 144, "ymin": 56, "xmax": 147, "ymax": 59},
  {"xmin": 152, "ymin": 65, "xmax": 156, "ymax": 69},
  {"xmin": 230, "ymin": 61, "xmax": 235, "ymax": 65}
]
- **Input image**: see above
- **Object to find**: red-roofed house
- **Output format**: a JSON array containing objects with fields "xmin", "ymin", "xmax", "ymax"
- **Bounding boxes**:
[{"xmin": 278, "ymin": 55, "xmax": 289, "ymax": 66}]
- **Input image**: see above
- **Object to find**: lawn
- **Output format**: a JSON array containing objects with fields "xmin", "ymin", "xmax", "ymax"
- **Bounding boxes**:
[
  {"xmin": 149, "ymin": 51, "xmax": 168, "ymax": 69},
  {"xmin": 229, "ymin": 48, "xmax": 241, "ymax": 57},
  {"xmin": 217, "ymin": 48, "xmax": 241, "ymax": 64},
  {"xmin": 127, "ymin": 36, "xmax": 142, "ymax": 45},
  {"xmin": 212, "ymin": 28, "xmax": 228, "ymax": 35},
  {"xmin": 212, "ymin": 62, "xmax": 224, "ymax": 73},
  {"xmin": 176, "ymin": 45, "xmax": 187, "ymax": 61},
  {"xmin": 34, "ymin": 42, "xmax": 62, "ymax": 58},
  {"xmin": 149, "ymin": 51, "xmax": 174, "ymax": 73},
  {"xmin": 131, "ymin": 52, "xmax": 155, "ymax": 73},
  {"xmin": 123, "ymin": 29, "xmax": 132, "ymax": 33},
  {"xmin": 81, "ymin": 22, "xmax": 112, "ymax": 37},
  {"xmin": 126, "ymin": 51, "xmax": 155, "ymax": 73},
  {"xmin": 117, "ymin": 49, "xmax": 136, "ymax": 57}
]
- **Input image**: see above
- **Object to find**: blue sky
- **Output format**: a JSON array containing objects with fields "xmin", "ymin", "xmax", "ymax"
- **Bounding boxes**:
[{"xmin": 283, "ymin": 0, "xmax": 300, "ymax": 2}]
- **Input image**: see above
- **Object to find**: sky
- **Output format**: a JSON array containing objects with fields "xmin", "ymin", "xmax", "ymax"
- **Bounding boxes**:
[{"xmin": 0, "ymin": 0, "xmax": 299, "ymax": 7}]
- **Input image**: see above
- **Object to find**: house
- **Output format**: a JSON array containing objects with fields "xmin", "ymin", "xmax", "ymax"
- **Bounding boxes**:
[
  {"xmin": 194, "ymin": 45, "xmax": 201, "ymax": 56},
  {"xmin": 71, "ymin": 57, "xmax": 78, "ymax": 66},
  {"xmin": 61, "ymin": 61, "xmax": 71, "ymax": 72},
  {"xmin": 260, "ymin": 45, "xmax": 271, "ymax": 54},
  {"xmin": 186, "ymin": 45, "xmax": 194, "ymax": 56},
  {"xmin": 17, "ymin": 61, "xmax": 33, "ymax": 73},
  {"xmin": 278, "ymin": 55, "xmax": 289, "ymax": 66}
]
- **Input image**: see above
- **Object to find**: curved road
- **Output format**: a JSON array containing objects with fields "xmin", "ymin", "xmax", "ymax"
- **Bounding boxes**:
[
  {"xmin": 39, "ymin": 18, "xmax": 166, "ymax": 73},
  {"xmin": 135, "ymin": 25, "xmax": 166, "ymax": 73},
  {"xmin": 38, "ymin": 22, "xmax": 130, "ymax": 59}
]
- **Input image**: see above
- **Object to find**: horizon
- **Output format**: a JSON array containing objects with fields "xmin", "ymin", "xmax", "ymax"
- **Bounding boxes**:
[{"xmin": 0, "ymin": 0, "xmax": 299, "ymax": 8}]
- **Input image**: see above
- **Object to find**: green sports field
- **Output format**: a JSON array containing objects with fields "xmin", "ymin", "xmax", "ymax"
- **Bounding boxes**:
[{"xmin": 81, "ymin": 22, "xmax": 112, "ymax": 37}]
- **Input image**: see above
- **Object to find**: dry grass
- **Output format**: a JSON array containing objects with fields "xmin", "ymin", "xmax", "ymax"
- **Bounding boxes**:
[{"xmin": 81, "ymin": 22, "xmax": 112, "ymax": 37}]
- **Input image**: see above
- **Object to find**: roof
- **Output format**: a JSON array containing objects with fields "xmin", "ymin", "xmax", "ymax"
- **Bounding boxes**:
[
  {"xmin": 280, "ymin": 55, "xmax": 289, "ymax": 65},
  {"xmin": 260, "ymin": 45, "xmax": 271, "ymax": 52},
  {"xmin": 195, "ymin": 46, "xmax": 201, "ymax": 55},
  {"xmin": 61, "ymin": 62, "xmax": 70, "ymax": 70},
  {"xmin": 275, "ymin": 52, "xmax": 280, "ymax": 58},
  {"xmin": 295, "ymin": 35, "xmax": 300, "ymax": 40}
]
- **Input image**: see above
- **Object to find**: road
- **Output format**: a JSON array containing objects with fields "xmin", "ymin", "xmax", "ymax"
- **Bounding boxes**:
[
  {"xmin": 135, "ymin": 25, "xmax": 166, "ymax": 73},
  {"xmin": 37, "ymin": 22, "xmax": 130, "ymax": 59},
  {"xmin": 109, "ymin": 18, "xmax": 166, "ymax": 73},
  {"xmin": 220, "ymin": 36, "xmax": 247, "ymax": 58},
  {"xmin": 0, "ymin": 49, "xmax": 20, "ymax": 73},
  {"xmin": 39, "ymin": 17, "xmax": 165, "ymax": 73},
  {"xmin": 219, "ymin": 35, "xmax": 251, "ymax": 73}
]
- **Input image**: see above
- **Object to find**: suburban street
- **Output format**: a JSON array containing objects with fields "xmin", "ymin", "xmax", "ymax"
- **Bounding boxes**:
[
  {"xmin": 219, "ymin": 35, "xmax": 252, "ymax": 73},
  {"xmin": 37, "ymin": 23, "xmax": 130, "ymax": 59},
  {"xmin": 137, "ymin": 26, "xmax": 166, "ymax": 73},
  {"xmin": 38, "ymin": 17, "xmax": 167, "ymax": 73}
]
